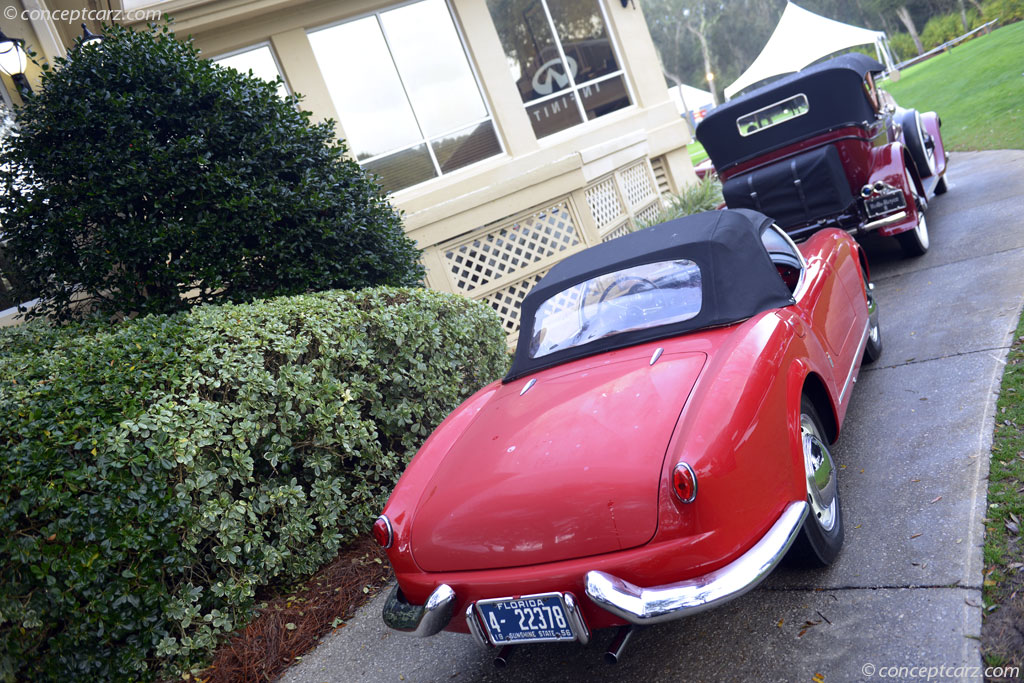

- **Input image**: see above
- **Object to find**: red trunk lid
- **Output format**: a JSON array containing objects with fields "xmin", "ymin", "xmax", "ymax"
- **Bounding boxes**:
[{"xmin": 410, "ymin": 347, "xmax": 707, "ymax": 572}]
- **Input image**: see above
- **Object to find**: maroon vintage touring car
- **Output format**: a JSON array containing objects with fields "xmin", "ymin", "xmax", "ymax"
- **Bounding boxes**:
[{"xmin": 696, "ymin": 54, "xmax": 948, "ymax": 257}]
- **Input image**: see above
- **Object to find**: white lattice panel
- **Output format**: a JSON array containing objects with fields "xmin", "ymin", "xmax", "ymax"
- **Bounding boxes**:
[
  {"xmin": 484, "ymin": 270, "xmax": 549, "ymax": 334},
  {"xmin": 620, "ymin": 161, "xmax": 656, "ymax": 208},
  {"xmin": 585, "ymin": 178, "xmax": 623, "ymax": 230},
  {"xmin": 635, "ymin": 201, "xmax": 663, "ymax": 228},
  {"xmin": 601, "ymin": 223, "xmax": 632, "ymax": 243},
  {"xmin": 444, "ymin": 203, "xmax": 581, "ymax": 293}
]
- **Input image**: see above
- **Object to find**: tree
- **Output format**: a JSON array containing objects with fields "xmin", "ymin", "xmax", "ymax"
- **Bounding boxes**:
[
  {"xmin": 642, "ymin": 0, "xmax": 728, "ymax": 105},
  {"xmin": 867, "ymin": 0, "xmax": 929, "ymax": 53},
  {"xmin": 0, "ymin": 23, "xmax": 424, "ymax": 323}
]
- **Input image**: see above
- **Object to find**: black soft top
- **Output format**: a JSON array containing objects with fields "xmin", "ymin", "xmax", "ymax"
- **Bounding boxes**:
[
  {"xmin": 504, "ymin": 209, "xmax": 795, "ymax": 381},
  {"xmin": 696, "ymin": 53, "xmax": 884, "ymax": 172}
]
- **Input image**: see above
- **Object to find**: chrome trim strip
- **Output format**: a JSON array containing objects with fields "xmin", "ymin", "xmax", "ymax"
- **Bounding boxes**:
[
  {"xmin": 839, "ymin": 320, "xmax": 871, "ymax": 404},
  {"xmin": 381, "ymin": 583, "xmax": 456, "ymax": 637},
  {"xmin": 375, "ymin": 514, "xmax": 394, "ymax": 549},
  {"xmin": 649, "ymin": 347, "xmax": 664, "ymax": 366},
  {"xmin": 584, "ymin": 501, "xmax": 808, "ymax": 625},
  {"xmin": 465, "ymin": 603, "xmax": 489, "ymax": 647},
  {"xmin": 862, "ymin": 210, "xmax": 907, "ymax": 232},
  {"xmin": 520, "ymin": 378, "xmax": 537, "ymax": 396}
]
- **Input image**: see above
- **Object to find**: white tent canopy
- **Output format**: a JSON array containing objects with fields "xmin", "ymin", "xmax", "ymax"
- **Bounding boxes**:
[
  {"xmin": 724, "ymin": 2, "xmax": 895, "ymax": 100},
  {"xmin": 666, "ymin": 83, "xmax": 714, "ymax": 116}
]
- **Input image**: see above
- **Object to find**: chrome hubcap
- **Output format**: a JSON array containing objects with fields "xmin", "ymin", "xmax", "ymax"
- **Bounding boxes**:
[
  {"xmin": 801, "ymin": 414, "xmax": 837, "ymax": 532},
  {"xmin": 866, "ymin": 290, "xmax": 879, "ymax": 344}
]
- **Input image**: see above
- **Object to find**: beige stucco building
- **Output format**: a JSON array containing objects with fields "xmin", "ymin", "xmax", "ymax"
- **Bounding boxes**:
[{"xmin": 1, "ymin": 0, "xmax": 697, "ymax": 334}]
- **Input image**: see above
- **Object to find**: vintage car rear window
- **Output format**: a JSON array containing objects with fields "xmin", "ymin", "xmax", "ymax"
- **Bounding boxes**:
[
  {"xmin": 528, "ymin": 260, "xmax": 702, "ymax": 358},
  {"xmin": 737, "ymin": 94, "xmax": 809, "ymax": 137}
]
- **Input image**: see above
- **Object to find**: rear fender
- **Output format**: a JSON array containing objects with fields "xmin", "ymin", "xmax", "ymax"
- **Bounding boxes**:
[
  {"xmin": 656, "ymin": 313, "xmax": 807, "ymax": 558},
  {"xmin": 867, "ymin": 142, "xmax": 923, "ymax": 238},
  {"xmin": 381, "ymin": 382, "xmax": 500, "ymax": 579},
  {"xmin": 920, "ymin": 111, "xmax": 947, "ymax": 177}
]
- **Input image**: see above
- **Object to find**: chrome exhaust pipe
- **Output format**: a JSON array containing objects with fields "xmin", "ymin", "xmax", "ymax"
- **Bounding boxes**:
[
  {"xmin": 604, "ymin": 625, "xmax": 636, "ymax": 664},
  {"xmin": 493, "ymin": 644, "xmax": 515, "ymax": 668}
]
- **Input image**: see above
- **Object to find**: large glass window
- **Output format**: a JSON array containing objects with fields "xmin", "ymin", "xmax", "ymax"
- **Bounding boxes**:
[
  {"xmin": 214, "ymin": 45, "xmax": 289, "ymax": 100},
  {"xmin": 309, "ymin": 0, "xmax": 502, "ymax": 193},
  {"xmin": 487, "ymin": 0, "xmax": 632, "ymax": 139}
]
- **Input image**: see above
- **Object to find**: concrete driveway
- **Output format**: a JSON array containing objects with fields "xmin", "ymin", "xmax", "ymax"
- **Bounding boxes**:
[{"xmin": 283, "ymin": 150, "xmax": 1024, "ymax": 683}]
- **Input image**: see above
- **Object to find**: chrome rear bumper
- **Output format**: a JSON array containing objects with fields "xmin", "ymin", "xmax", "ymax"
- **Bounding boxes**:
[
  {"xmin": 381, "ymin": 583, "xmax": 455, "ymax": 637},
  {"xmin": 584, "ymin": 501, "xmax": 808, "ymax": 625}
]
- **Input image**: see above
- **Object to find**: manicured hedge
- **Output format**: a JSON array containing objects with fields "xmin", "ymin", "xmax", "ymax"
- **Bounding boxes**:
[{"xmin": 0, "ymin": 288, "xmax": 507, "ymax": 681}]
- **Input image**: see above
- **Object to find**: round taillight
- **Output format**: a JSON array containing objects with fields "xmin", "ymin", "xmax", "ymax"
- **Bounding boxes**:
[
  {"xmin": 372, "ymin": 515, "xmax": 393, "ymax": 549},
  {"xmin": 672, "ymin": 463, "xmax": 698, "ymax": 503}
]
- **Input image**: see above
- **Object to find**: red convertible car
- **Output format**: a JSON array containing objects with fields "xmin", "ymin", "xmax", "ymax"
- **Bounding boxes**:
[
  {"xmin": 374, "ymin": 209, "xmax": 879, "ymax": 663},
  {"xmin": 696, "ymin": 54, "xmax": 947, "ymax": 257}
]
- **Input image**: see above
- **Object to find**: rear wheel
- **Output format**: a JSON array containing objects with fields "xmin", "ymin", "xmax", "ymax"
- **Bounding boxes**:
[
  {"xmin": 863, "ymin": 284, "xmax": 883, "ymax": 364},
  {"xmin": 901, "ymin": 109, "xmax": 936, "ymax": 179},
  {"xmin": 786, "ymin": 397, "xmax": 844, "ymax": 568},
  {"xmin": 896, "ymin": 166, "xmax": 930, "ymax": 258}
]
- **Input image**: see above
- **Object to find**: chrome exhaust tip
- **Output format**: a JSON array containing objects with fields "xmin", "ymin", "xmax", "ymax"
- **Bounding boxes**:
[{"xmin": 604, "ymin": 625, "xmax": 637, "ymax": 664}]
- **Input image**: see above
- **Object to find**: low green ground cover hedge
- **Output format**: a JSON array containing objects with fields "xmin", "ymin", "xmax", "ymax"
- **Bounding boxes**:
[{"xmin": 0, "ymin": 287, "xmax": 507, "ymax": 681}]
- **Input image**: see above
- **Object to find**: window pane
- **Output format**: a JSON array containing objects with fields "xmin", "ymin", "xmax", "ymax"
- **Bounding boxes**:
[
  {"xmin": 580, "ymin": 75, "xmax": 630, "ymax": 120},
  {"xmin": 546, "ymin": 0, "xmax": 619, "ymax": 83},
  {"xmin": 525, "ymin": 92, "xmax": 583, "ymax": 138},
  {"xmin": 381, "ymin": 0, "xmax": 488, "ymax": 138},
  {"xmin": 737, "ymin": 94, "xmax": 809, "ymax": 137},
  {"xmin": 529, "ymin": 260, "xmax": 703, "ymax": 358},
  {"xmin": 309, "ymin": 17, "xmax": 421, "ymax": 160},
  {"xmin": 432, "ymin": 121, "xmax": 502, "ymax": 174},
  {"xmin": 362, "ymin": 144, "xmax": 437, "ymax": 194},
  {"xmin": 486, "ymin": 0, "xmax": 570, "ymax": 104},
  {"xmin": 215, "ymin": 46, "xmax": 289, "ymax": 100}
]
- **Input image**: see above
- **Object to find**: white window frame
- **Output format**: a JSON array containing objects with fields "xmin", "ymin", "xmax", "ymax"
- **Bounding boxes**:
[
  {"xmin": 212, "ymin": 43, "xmax": 291, "ymax": 99},
  {"xmin": 307, "ymin": 0, "xmax": 504, "ymax": 187},
  {"xmin": 501, "ymin": 0, "xmax": 636, "ymax": 139}
]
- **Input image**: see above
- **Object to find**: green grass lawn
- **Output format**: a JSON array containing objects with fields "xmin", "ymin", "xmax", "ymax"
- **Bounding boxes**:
[
  {"xmin": 982, "ymin": 312, "xmax": 1024, "ymax": 670},
  {"xmin": 882, "ymin": 21, "xmax": 1024, "ymax": 151},
  {"xmin": 688, "ymin": 139, "xmax": 708, "ymax": 165}
]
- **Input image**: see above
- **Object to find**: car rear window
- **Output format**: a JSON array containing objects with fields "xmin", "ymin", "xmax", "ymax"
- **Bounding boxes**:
[
  {"xmin": 528, "ymin": 260, "xmax": 703, "ymax": 358},
  {"xmin": 737, "ymin": 93, "xmax": 809, "ymax": 137}
]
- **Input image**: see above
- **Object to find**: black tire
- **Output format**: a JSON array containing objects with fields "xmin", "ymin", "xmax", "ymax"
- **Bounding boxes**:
[
  {"xmin": 896, "ymin": 165, "xmax": 930, "ymax": 258},
  {"xmin": 863, "ymin": 284, "xmax": 883, "ymax": 364},
  {"xmin": 785, "ymin": 397, "xmax": 844, "ymax": 568},
  {"xmin": 901, "ymin": 109, "xmax": 936, "ymax": 179},
  {"xmin": 897, "ymin": 213, "xmax": 930, "ymax": 257},
  {"xmin": 934, "ymin": 171, "xmax": 948, "ymax": 195}
]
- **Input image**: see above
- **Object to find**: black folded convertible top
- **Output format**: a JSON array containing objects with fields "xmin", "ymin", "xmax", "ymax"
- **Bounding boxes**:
[
  {"xmin": 504, "ymin": 209, "xmax": 795, "ymax": 381},
  {"xmin": 696, "ymin": 53, "xmax": 885, "ymax": 172}
]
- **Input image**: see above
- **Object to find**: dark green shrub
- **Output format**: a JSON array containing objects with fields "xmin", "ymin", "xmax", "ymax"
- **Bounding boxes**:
[
  {"xmin": 0, "ymin": 24, "xmax": 423, "ymax": 323},
  {"xmin": 981, "ymin": 0, "xmax": 1024, "ymax": 22},
  {"xmin": 920, "ymin": 12, "xmax": 974, "ymax": 50},
  {"xmin": 0, "ymin": 287, "xmax": 507, "ymax": 681},
  {"xmin": 888, "ymin": 32, "xmax": 919, "ymax": 63}
]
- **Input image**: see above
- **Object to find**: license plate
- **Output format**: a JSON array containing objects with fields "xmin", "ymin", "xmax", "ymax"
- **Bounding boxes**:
[
  {"xmin": 864, "ymin": 190, "xmax": 907, "ymax": 218},
  {"xmin": 475, "ymin": 593, "xmax": 578, "ymax": 644}
]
